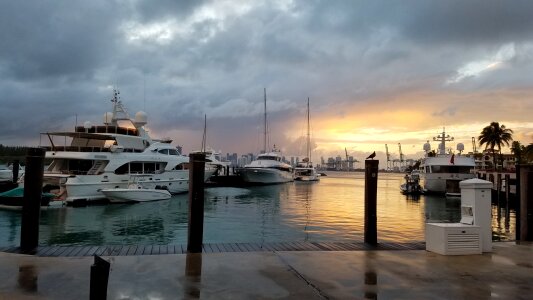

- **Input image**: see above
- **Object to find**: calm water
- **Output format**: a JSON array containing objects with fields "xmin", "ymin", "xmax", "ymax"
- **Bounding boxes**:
[{"xmin": 0, "ymin": 172, "xmax": 516, "ymax": 246}]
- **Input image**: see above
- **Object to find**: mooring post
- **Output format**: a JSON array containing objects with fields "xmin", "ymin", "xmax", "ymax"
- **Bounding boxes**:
[
  {"xmin": 187, "ymin": 152, "xmax": 206, "ymax": 253},
  {"xmin": 364, "ymin": 159, "xmax": 379, "ymax": 245},
  {"xmin": 519, "ymin": 165, "xmax": 533, "ymax": 241},
  {"xmin": 505, "ymin": 174, "xmax": 511, "ymax": 224},
  {"xmin": 12, "ymin": 159, "xmax": 19, "ymax": 183},
  {"xmin": 20, "ymin": 148, "xmax": 45, "ymax": 253},
  {"xmin": 515, "ymin": 165, "xmax": 521, "ymax": 240},
  {"xmin": 90, "ymin": 255, "xmax": 110, "ymax": 300}
]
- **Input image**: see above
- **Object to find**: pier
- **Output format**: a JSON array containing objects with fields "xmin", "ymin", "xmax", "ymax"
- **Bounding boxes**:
[{"xmin": 0, "ymin": 242, "xmax": 530, "ymax": 299}]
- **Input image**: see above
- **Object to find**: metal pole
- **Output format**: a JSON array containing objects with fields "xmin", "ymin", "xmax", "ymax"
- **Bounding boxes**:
[
  {"xmin": 364, "ymin": 159, "xmax": 379, "ymax": 245},
  {"xmin": 187, "ymin": 153, "xmax": 206, "ymax": 253},
  {"xmin": 516, "ymin": 165, "xmax": 521, "ymax": 240},
  {"xmin": 20, "ymin": 148, "xmax": 45, "ymax": 253}
]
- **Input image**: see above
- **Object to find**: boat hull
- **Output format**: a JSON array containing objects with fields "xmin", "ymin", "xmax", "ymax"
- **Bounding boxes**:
[
  {"xmin": 240, "ymin": 168, "xmax": 293, "ymax": 184},
  {"xmin": 421, "ymin": 173, "xmax": 475, "ymax": 193},
  {"xmin": 101, "ymin": 188, "xmax": 171, "ymax": 203}
]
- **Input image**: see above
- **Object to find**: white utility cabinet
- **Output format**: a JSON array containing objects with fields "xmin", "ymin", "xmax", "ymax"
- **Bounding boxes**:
[{"xmin": 425, "ymin": 223, "xmax": 481, "ymax": 255}]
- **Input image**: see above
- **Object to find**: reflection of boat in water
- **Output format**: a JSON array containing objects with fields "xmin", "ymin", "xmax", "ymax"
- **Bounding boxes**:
[
  {"xmin": 400, "ymin": 171, "xmax": 421, "ymax": 195},
  {"xmin": 101, "ymin": 175, "xmax": 172, "ymax": 203},
  {"xmin": 419, "ymin": 128, "xmax": 475, "ymax": 194},
  {"xmin": 41, "ymin": 89, "xmax": 215, "ymax": 204},
  {"xmin": 0, "ymin": 187, "xmax": 55, "ymax": 210},
  {"xmin": 294, "ymin": 98, "xmax": 319, "ymax": 182}
]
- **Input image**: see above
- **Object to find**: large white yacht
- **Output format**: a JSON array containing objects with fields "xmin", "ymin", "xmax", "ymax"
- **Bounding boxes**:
[
  {"xmin": 240, "ymin": 89, "xmax": 294, "ymax": 184},
  {"xmin": 419, "ymin": 128, "xmax": 475, "ymax": 194},
  {"xmin": 42, "ymin": 89, "xmax": 216, "ymax": 204},
  {"xmin": 240, "ymin": 147, "xmax": 294, "ymax": 184}
]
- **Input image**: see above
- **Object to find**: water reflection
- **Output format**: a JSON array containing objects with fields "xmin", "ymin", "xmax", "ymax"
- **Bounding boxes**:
[
  {"xmin": 184, "ymin": 253, "xmax": 202, "ymax": 299},
  {"xmin": 18, "ymin": 265, "xmax": 38, "ymax": 293},
  {"xmin": 363, "ymin": 251, "xmax": 377, "ymax": 300},
  {"xmin": 0, "ymin": 173, "xmax": 518, "ymax": 246}
]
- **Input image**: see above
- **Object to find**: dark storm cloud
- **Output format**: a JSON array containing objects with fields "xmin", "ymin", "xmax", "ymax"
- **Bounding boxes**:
[{"xmin": 1, "ymin": 0, "xmax": 533, "ymax": 153}]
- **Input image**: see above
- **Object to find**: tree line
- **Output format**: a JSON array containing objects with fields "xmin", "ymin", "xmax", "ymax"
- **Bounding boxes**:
[{"xmin": 0, "ymin": 145, "xmax": 30, "ymax": 164}]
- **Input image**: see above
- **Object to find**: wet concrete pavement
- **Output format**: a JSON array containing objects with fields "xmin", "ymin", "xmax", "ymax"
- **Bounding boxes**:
[{"xmin": 0, "ymin": 242, "xmax": 531, "ymax": 299}]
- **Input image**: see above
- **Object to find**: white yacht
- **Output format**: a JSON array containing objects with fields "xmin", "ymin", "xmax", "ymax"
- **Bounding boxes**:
[
  {"xmin": 240, "ymin": 89, "xmax": 294, "ymax": 184},
  {"xmin": 294, "ymin": 98, "xmax": 319, "ymax": 182},
  {"xmin": 419, "ymin": 128, "xmax": 475, "ymax": 194},
  {"xmin": 240, "ymin": 148, "xmax": 294, "ymax": 184},
  {"xmin": 41, "ymin": 89, "xmax": 216, "ymax": 204}
]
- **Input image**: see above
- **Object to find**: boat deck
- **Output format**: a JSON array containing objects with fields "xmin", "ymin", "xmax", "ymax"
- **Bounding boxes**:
[{"xmin": 0, "ymin": 241, "xmax": 425, "ymax": 257}]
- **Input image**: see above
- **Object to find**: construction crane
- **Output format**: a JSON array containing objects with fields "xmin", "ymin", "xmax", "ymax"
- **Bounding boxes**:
[
  {"xmin": 385, "ymin": 144, "xmax": 391, "ymax": 170},
  {"xmin": 398, "ymin": 143, "xmax": 404, "ymax": 168}
]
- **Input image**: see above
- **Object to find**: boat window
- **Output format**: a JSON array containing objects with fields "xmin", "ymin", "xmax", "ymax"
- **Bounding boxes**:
[
  {"xmin": 430, "ymin": 165, "xmax": 473, "ymax": 173},
  {"xmin": 258, "ymin": 156, "xmax": 278, "ymax": 161},
  {"xmin": 158, "ymin": 149, "xmax": 169, "ymax": 155},
  {"xmin": 115, "ymin": 163, "xmax": 129, "ymax": 175},
  {"xmin": 172, "ymin": 163, "xmax": 189, "ymax": 170},
  {"xmin": 168, "ymin": 149, "xmax": 179, "ymax": 155},
  {"xmin": 130, "ymin": 162, "xmax": 143, "ymax": 174}
]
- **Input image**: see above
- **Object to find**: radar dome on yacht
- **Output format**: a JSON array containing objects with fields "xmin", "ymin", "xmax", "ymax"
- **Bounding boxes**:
[
  {"xmin": 83, "ymin": 121, "xmax": 92, "ymax": 129},
  {"xmin": 103, "ymin": 112, "xmax": 113, "ymax": 125},
  {"xmin": 423, "ymin": 141, "xmax": 431, "ymax": 152},
  {"xmin": 457, "ymin": 143, "xmax": 465, "ymax": 152},
  {"xmin": 134, "ymin": 111, "xmax": 147, "ymax": 125}
]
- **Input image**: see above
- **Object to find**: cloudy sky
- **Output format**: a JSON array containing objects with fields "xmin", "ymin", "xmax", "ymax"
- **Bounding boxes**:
[{"xmin": 1, "ymin": 0, "xmax": 533, "ymax": 164}]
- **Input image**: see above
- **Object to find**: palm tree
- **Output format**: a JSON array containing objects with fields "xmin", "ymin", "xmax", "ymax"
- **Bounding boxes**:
[
  {"xmin": 511, "ymin": 141, "xmax": 525, "ymax": 164},
  {"xmin": 478, "ymin": 122, "xmax": 513, "ymax": 170}
]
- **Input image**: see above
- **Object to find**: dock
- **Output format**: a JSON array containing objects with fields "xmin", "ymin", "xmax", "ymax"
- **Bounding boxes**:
[
  {"xmin": 0, "ymin": 241, "xmax": 426, "ymax": 257},
  {"xmin": 0, "ymin": 241, "xmax": 531, "ymax": 299}
]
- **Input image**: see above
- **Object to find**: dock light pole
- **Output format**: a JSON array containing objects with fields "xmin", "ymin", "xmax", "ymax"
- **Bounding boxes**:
[
  {"xmin": 364, "ymin": 159, "xmax": 379, "ymax": 245},
  {"xmin": 187, "ymin": 153, "xmax": 206, "ymax": 253},
  {"xmin": 20, "ymin": 148, "xmax": 45, "ymax": 253}
]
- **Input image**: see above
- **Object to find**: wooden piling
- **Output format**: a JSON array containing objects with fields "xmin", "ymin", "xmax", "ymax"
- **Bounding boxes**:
[
  {"xmin": 364, "ymin": 159, "xmax": 379, "ymax": 245},
  {"xmin": 519, "ymin": 165, "xmax": 533, "ymax": 241},
  {"xmin": 90, "ymin": 255, "xmax": 110, "ymax": 300},
  {"xmin": 20, "ymin": 148, "xmax": 45, "ymax": 252},
  {"xmin": 12, "ymin": 160, "xmax": 19, "ymax": 183},
  {"xmin": 187, "ymin": 153, "xmax": 206, "ymax": 253}
]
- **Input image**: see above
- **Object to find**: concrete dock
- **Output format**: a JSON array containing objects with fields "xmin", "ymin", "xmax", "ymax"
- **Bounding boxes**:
[{"xmin": 0, "ymin": 241, "xmax": 531, "ymax": 299}]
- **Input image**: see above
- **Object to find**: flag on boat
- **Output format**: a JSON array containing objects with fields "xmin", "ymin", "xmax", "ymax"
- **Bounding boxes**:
[{"xmin": 450, "ymin": 153, "xmax": 455, "ymax": 165}]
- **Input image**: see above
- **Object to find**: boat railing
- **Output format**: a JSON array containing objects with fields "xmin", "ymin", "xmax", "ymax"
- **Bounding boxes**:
[{"xmin": 43, "ymin": 146, "xmax": 143, "ymax": 153}]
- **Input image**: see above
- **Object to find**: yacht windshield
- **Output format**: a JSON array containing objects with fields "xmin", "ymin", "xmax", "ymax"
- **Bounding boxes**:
[{"xmin": 258, "ymin": 156, "xmax": 279, "ymax": 161}]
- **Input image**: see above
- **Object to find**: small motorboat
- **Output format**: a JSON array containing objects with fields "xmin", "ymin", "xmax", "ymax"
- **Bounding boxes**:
[
  {"xmin": 0, "ymin": 187, "xmax": 55, "ymax": 210},
  {"xmin": 400, "ymin": 171, "xmax": 422, "ymax": 195},
  {"xmin": 101, "ymin": 176, "xmax": 172, "ymax": 203}
]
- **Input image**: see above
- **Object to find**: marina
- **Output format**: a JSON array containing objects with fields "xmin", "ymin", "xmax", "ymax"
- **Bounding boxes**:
[{"xmin": 0, "ymin": 172, "xmax": 516, "ymax": 248}]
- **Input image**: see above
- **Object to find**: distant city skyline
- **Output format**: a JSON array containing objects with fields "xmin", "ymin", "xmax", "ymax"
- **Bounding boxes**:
[{"xmin": 1, "ymin": 1, "xmax": 532, "ymax": 167}]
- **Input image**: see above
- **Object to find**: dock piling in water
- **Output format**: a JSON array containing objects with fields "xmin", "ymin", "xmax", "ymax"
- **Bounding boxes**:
[
  {"xmin": 12, "ymin": 159, "xmax": 19, "ymax": 184},
  {"xmin": 518, "ymin": 165, "xmax": 533, "ymax": 241},
  {"xmin": 187, "ymin": 153, "xmax": 206, "ymax": 253},
  {"xmin": 364, "ymin": 159, "xmax": 379, "ymax": 245},
  {"xmin": 20, "ymin": 148, "xmax": 45, "ymax": 253}
]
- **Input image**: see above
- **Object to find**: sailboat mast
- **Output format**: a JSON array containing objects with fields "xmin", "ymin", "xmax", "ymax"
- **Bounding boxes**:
[
  {"xmin": 264, "ymin": 88, "xmax": 267, "ymax": 153},
  {"xmin": 202, "ymin": 114, "xmax": 207, "ymax": 152},
  {"xmin": 307, "ymin": 97, "xmax": 311, "ymax": 166}
]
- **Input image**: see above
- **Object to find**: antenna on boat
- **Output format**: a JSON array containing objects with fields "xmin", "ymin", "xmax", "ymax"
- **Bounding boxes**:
[
  {"xmin": 143, "ymin": 74, "xmax": 146, "ymax": 111},
  {"xmin": 263, "ymin": 88, "xmax": 267, "ymax": 153},
  {"xmin": 307, "ymin": 97, "xmax": 311, "ymax": 166}
]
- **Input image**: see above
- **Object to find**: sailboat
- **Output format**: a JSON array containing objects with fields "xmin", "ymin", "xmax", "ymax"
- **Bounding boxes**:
[
  {"xmin": 239, "ymin": 89, "xmax": 294, "ymax": 184},
  {"xmin": 294, "ymin": 98, "xmax": 320, "ymax": 181}
]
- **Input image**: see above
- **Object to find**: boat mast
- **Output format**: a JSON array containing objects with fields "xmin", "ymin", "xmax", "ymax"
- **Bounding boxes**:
[
  {"xmin": 264, "ymin": 88, "xmax": 267, "ymax": 153},
  {"xmin": 433, "ymin": 127, "xmax": 454, "ymax": 155},
  {"xmin": 307, "ymin": 97, "xmax": 311, "ymax": 166},
  {"xmin": 202, "ymin": 114, "xmax": 207, "ymax": 153}
]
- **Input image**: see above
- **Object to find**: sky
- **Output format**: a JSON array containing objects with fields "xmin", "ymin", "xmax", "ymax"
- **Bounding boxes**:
[{"xmin": 1, "ymin": 0, "xmax": 533, "ymax": 166}]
